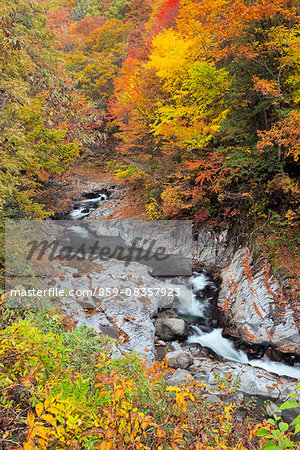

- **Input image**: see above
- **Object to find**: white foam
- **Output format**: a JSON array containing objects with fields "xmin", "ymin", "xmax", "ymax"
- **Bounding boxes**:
[
  {"xmin": 188, "ymin": 273, "xmax": 300, "ymax": 380},
  {"xmin": 70, "ymin": 207, "xmax": 90, "ymax": 219},
  {"xmin": 247, "ymin": 357, "xmax": 300, "ymax": 380},
  {"xmin": 188, "ymin": 326, "xmax": 249, "ymax": 363},
  {"xmin": 81, "ymin": 194, "xmax": 107, "ymax": 203},
  {"xmin": 192, "ymin": 273, "xmax": 209, "ymax": 292},
  {"xmin": 178, "ymin": 292, "xmax": 207, "ymax": 318},
  {"xmin": 188, "ymin": 325, "xmax": 300, "ymax": 379}
]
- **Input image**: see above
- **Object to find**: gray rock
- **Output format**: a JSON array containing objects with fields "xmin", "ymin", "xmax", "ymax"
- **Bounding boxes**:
[
  {"xmin": 202, "ymin": 394, "xmax": 222, "ymax": 403},
  {"xmin": 167, "ymin": 369, "xmax": 194, "ymax": 386},
  {"xmin": 165, "ymin": 350, "xmax": 193, "ymax": 369},
  {"xmin": 40, "ymin": 241, "xmax": 189, "ymax": 362},
  {"xmin": 77, "ymin": 312, "xmax": 111, "ymax": 332},
  {"xmin": 193, "ymin": 357, "xmax": 299, "ymax": 400},
  {"xmin": 87, "ymin": 219, "xmax": 194, "ymax": 257},
  {"xmin": 190, "ymin": 357, "xmax": 205, "ymax": 370},
  {"xmin": 218, "ymin": 247, "xmax": 300, "ymax": 354},
  {"xmin": 197, "ymin": 228, "xmax": 236, "ymax": 267},
  {"xmin": 79, "ymin": 300, "xmax": 96, "ymax": 309},
  {"xmin": 266, "ymin": 402, "xmax": 281, "ymax": 416},
  {"xmin": 155, "ymin": 318, "xmax": 188, "ymax": 341}
]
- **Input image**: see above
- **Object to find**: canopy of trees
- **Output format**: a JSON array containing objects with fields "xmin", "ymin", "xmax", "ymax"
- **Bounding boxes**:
[
  {"xmin": 1, "ymin": 0, "xmax": 299, "ymax": 257},
  {"xmin": 108, "ymin": 0, "xmax": 300, "ymax": 230},
  {"xmin": 0, "ymin": 0, "xmax": 100, "ymax": 217}
]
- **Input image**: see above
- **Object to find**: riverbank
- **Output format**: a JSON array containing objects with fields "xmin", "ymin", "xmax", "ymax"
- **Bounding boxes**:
[
  {"xmin": 34, "ymin": 165, "xmax": 145, "ymax": 220},
  {"xmin": 2, "ymin": 163, "xmax": 300, "ymax": 449},
  {"xmin": 32, "ymin": 165, "xmax": 300, "ymax": 399}
]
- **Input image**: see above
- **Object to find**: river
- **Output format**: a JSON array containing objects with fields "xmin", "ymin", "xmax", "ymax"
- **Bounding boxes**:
[{"xmin": 63, "ymin": 186, "xmax": 300, "ymax": 382}]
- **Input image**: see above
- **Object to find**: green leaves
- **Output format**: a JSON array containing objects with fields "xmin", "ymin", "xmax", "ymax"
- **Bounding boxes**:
[
  {"xmin": 256, "ymin": 394, "xmax": 300, "ymax": 449},
  {"xmin": 277, "ymin": 400, "xmax": 299, "ymax": 411},
  {"xmin": 256, "ymin": 427, "xmax": 269, "ymax": 436},
  {"xmin": 0, "ymin": 0, "xmax": 99, "ymax": 217}
]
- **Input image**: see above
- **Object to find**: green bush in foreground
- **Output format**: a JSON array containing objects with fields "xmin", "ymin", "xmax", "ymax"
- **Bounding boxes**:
[{"xmin": 0, "ymin": 307, "xmax": 299, "ymax": 449}]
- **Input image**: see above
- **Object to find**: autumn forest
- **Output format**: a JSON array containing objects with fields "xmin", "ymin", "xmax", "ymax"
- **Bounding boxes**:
[
  {"xmin": 1, "ymin": 0, "xmax": 300, "ymax": 448},
  {"xmin": 1, "ymin": 0, "xmax": 300, "ymax": 260}
]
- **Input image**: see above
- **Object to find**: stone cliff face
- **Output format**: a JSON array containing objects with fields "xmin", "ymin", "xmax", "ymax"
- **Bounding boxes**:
[
  {"xmin": 196, "ymin": 228, "xmax": 237, "ymax": 268},
  {"xmin": 38, "ymin": 168, "xmax": 300, "ymax": 399},
  {"xmin": 196, "ymin": 229, "xmax": 300, "ymax": 361},
  {"xmin": 219, "ymin": 248, "xmax": 300, "ymax": 356}
]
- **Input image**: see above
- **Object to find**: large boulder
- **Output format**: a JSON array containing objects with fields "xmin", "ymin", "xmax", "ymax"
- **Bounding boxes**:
[
  {"xmin": 166, "ymin": 350, "xmax": 193, "ymax": 369},
  {"xmin": 155, "ymin": 318, "xmax": 188, "ymax": 341},
  {"xmin": 192, "ymin": 357, "xmax": 300, "ymax": 400}
]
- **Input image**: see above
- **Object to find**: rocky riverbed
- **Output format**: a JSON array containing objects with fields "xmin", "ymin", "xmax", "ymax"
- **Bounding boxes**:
[{"xmin": 30, "ymin": 167, "xmax": 300, "ymax": 405}]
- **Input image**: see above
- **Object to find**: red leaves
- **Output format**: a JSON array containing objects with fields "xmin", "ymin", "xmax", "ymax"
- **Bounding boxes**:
[
  {"xmin": 186, "ymin": 151, "xmax": 229, "ymax": 200},
  {"xmin": 194, "ymin": 208, "xmax": 208, "ymax": 224},
  {"xmin": 38, "ymin": 169, "xmax": 50, "ymax": 182},
  {"xmin": 252, "ymin": 76, "xmax": 281, "ymax": 100},
  {"xmin": 155, "ymin": 0, "xmax": 180, "ymax": 34},
  {"xmin": 70, "ymin": 16, "xmax": 106, "ymax": 38},
  {"xmin": 223, "ymin": 207, "xmax": 237, "ymax": 218},
  {"xmin": 46, "ymin": 8, "xmax": 72, "ymax": 31}
]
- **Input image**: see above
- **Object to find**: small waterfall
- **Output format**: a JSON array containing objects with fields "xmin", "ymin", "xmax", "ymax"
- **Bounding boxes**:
[
  {"xmin": 184, "ymin": 273, "xmax": 300, "ymax": 380},
  {"xmin": 69, "ymin": 193, "xmax": 108, "ymax": 219},
  {"xmin": 70, "ymin": 206, "xmax": 91, "ymax": 219},
  {"xmin": 178, "ymin": 292, "xmax": 208, "ymax": 318},
  {"xmin": 81, "ymin": 194, "xmax": 107, "ymax": 203},
  {"xmin": 188, "ymin": 326, "xmax": 249, "ymax": 363},
  {"xmin": 192, "ymin": 273, "xmax": 215, "ymax": 292},
  {"xmin": 178, "ymin": 273, "xmax": 216, "ymax": 318}
]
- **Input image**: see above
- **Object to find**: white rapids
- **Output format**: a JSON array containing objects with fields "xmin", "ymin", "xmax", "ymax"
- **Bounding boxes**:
[
  {"xmin": 81, "ymin": 194, "xmax": 107, "ymax": 203},
  {"xmin": 69, "ymin": 193, "xmax": 108, "ymax": 219},
  {"xmin": 70, "ymin": 207, "xmax": 90, "ymax": 219},
  {"xmin": 185, "ymin": 273, "xmax": 300, "ymax": 380}
]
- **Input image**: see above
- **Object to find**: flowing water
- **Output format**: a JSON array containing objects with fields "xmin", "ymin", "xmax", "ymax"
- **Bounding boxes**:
[
  {"xmin": 184, "ymin": 273, "xmax": 300, "ymax": 380},
  {"xmin": 68, "ymin": 190, "xmax": 300, "ymax": 381},
  {"xmin": 61, "ymin": 192, "xmax": 191, "ymax": 276},
  {"xmin": 69, "ymin": 193, "xmax": 108, "ymax": 219}
]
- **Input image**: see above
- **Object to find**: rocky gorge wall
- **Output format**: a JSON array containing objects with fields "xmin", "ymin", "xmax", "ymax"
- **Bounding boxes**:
[
  {"xmin": 195, "ymin": 228, "xmax": 300, "ymax": 363},
  {"xmin": 37, "ymin": 170, "xmax": 300, "ymax": 402}
]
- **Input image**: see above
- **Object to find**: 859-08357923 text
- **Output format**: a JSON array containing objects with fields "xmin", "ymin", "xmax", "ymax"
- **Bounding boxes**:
[{"xmin": 7, "ymin": 286, "xmax": 182, "ymax": 298}]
